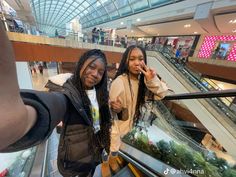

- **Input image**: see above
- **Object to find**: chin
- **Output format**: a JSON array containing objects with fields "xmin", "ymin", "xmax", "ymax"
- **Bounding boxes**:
[{"xmin": 84, "ymin": 82, "xmax": 94, "ymax": 89}]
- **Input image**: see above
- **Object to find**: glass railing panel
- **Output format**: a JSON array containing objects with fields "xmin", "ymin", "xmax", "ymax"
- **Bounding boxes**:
[
  {"xmin": 122, "ymin": 99, "xmax": 236, "ymax": 177},
  {"xmin": 0, "ymin": 147, "xmax": 37, "ymax": 177}
]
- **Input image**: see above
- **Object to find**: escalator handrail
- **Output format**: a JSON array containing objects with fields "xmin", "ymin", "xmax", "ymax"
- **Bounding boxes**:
[
  {"xmin": 163, "ymin": 89, "xmax": 236, "ymax": 100},
  {"xmin": 41, "ymin": 140, "xmax": 49, "ymax": 177},
  {"xmin": 158, "ymin": 47, "xmax": 234, "ymax": 103},
  {"xmin": 118, "ymin": 150, "xmax": 160, "ymax": 177}
]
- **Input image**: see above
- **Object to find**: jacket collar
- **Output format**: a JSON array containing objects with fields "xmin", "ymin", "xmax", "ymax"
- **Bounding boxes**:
[{"xmin": 63, "ymin": 79, "xmax": 93, "ymax": 126}]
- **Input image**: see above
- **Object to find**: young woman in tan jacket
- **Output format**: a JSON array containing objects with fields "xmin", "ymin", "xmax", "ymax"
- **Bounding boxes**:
[{"xmin": 102, "ymin": 45, "xmax": 169, "ymax": 176}]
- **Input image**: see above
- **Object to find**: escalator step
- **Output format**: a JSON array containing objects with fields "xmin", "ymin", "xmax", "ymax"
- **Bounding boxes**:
[
  {"xmin": 113, "ymin": 166, "xmax": 135, "ymax": 177},
  {"xmin": 117, "ymin": 156, "xmax": 126, "ymax": 167},
  {"xmin": 128, "ymin": 163, "xmax": 143, "ymax": 177}
]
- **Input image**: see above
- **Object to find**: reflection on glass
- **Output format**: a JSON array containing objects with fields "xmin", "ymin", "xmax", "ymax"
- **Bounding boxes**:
[
  {"xmin": 122, "ymin": 100, "xmax": 236, "ymax": 177},
  {"xmin": 0, "ymin": 147, "xmax": 37, "ymax": 177}
]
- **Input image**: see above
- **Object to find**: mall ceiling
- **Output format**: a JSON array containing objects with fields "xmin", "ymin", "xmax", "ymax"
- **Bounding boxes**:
[
  {"xmin": 115, "ymin": 12, "xmax": 236, "ymax": 37},
  {"xmin": 5, "ymin": 0, "xmax": 236, "ymax": 36}
]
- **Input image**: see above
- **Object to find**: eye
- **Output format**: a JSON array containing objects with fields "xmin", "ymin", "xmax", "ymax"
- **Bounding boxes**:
[
  {"xmin": 98, "ymin": 70, "xmax": 104, "ymax": 76},
  {"xmin": 139, "ymin": 57, "xmax": 144, "ymax": 61},
  {"xmin": 89, "ymin": 64, "xmax": 96, "ymax": 69}
]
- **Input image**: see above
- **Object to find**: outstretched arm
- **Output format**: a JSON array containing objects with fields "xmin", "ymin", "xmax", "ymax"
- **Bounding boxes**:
[{"xmin": 0, "ymin": 22, "xmax": 37, "ymax": 150}]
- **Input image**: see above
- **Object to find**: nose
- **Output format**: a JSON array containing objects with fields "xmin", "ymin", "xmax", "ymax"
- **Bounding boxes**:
[
  {"xmin": 91, "ymin": 69, "xmax": 99, "ymax": 79},
  {"xmin": 134, "ymin": 59, "xmax": 141, "ymax": 66}
]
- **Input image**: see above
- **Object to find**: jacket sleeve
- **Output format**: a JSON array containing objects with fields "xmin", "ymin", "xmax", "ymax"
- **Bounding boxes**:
[
  {"xmin": 109, "ymin": 77, "xmax": 127, "ymax": 120},
  {"xmin": 145, "ymin": 75, "xmax": 169, "ymax": 100},
  {"xmin": 109, "ymin": 77, "xmax": 125, "ymax": 107},
  {"xmin": 1, "ymin": 89, "xmax": 68, "ymax": 152}
]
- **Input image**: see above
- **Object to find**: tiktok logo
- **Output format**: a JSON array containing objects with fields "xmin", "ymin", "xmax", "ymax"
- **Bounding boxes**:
[
  {"xmin": 164, "ymin": 168, "xmax": 169, "ymax": 175},
  {"xmin": 164, "ymin": 168, "xmax": 177, "ymax": 175}
]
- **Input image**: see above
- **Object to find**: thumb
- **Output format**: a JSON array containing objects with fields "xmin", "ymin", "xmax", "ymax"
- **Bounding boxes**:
[{"xmin": 116, "ymin": 97, "xmax": 121, "ymax": 103}]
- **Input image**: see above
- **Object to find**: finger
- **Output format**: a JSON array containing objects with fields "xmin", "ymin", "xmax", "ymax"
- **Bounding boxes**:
[
  {"xmin": 137, "ymin": 66, "xmax": 146, "ymax": 75},
  {"xmin": 113, "ymin": 105, "xmax": 121, "ymax": 110},
  {"xmin": 150, "ymin": 68, "xmax": 156, "ymax": 75},
  {"xmin": 116, "ymin": 97, "xmax": 122, "ymax": 104},
  {"xmin": 110, "ymin": 101, "xmax": 117, "ymax": 108},
  {"xmin": 110, "ymin": 100, "xmax": 115, "ymax": 104},
  {"xmin": 111, "ymin": 101, "xmax": 121, "ymax": 107},
  {"xmin": 141, "ymin": 61, "xmax": 149, "ymax": 71}
]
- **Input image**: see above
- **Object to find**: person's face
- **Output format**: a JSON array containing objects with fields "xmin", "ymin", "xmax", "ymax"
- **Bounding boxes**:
[
  {"xmin": 80, "ymin": 57, "xmax": 105, "ymax": 89},
  {"xmin": 128, "ymin": 48, "xmax": 144, "ymax": 76}
]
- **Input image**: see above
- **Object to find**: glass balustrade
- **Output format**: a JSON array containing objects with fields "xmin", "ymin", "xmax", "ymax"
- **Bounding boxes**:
[{"xmin": 122, "ymin": 96, "xmax": 236, "ymax": 177}]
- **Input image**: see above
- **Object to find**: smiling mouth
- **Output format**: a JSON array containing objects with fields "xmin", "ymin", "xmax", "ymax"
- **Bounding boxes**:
[{"xmin": 88, "ymin": 78, "xmax": 96, "ymax": 84}]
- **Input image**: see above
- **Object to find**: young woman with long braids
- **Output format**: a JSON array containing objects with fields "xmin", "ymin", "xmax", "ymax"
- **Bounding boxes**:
[
  {"xmin": 102, "ymin": 45, "xmax": 169, "ymax": 176},
  {"xmin": 0, "ymin": 23, "xmax": 112, "ymax": 177}
]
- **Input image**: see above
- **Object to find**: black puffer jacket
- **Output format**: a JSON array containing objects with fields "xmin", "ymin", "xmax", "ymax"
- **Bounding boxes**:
[{"xmin": 58, "ymin": 80, "xmax": 103, "ymax": 177}]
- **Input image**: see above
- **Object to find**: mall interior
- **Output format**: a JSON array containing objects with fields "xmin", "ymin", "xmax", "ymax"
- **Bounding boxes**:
[{"xmin": 0, "ymin": 0, "xmax": 236, "ymax": 176}]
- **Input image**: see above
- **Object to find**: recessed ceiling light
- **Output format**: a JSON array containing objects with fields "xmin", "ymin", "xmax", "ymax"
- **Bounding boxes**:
[
  {"xmin": 184, "ymin": 24, "xmax": 191, "ymax": 28},
  {"xmin": 120, "ymin": 22, "xmax": 124, "ymax": 25},
  {"xmin": 131, "ymin": 30, "xmax": 134, "ymax": 33},
  {"xmin": 194, "ymin": 31, "xmax": 198, "ymax": 34},
  {"xmin": 136, "ymin": 18, "xmax": 141, "ymax": 22}
]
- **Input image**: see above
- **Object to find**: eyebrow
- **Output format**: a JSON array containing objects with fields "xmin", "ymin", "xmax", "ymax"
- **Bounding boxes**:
[
  {"xmin": 129, "ymin": 55, "xmax": 144, "ymax": 58},
  {"xmin": 89, "ymin": 60, "xmax": 105, "ymax": 71}
]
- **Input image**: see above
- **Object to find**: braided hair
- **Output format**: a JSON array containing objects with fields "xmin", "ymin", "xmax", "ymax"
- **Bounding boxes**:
[
  {"xmin": 71, "ymin": 49, "xmax": 112, "ymax": 154},
  {"xmin": 115, "ymin": 45, "xmax": 148, "ymax": 125}
]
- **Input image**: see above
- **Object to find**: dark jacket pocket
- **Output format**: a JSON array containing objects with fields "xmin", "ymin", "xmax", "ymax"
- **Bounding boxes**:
[{"xmin": 66, "ymin": 138, "xmax": 91, "ymax": 161}]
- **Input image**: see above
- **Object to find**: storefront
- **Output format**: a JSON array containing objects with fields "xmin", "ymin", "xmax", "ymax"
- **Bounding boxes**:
[
  {"xmin": 198, "ymin": 35, "xmax": 236, "ymax": 61},
  {"xmin": 151, "ymin": 35, "xmax": 198, "ymax": 59}
]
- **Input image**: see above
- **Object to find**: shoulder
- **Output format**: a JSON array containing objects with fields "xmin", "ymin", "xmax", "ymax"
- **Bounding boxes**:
[
  {"xmin": 112, "ymin": 74, "xmax": 128, "ymax": 84},
  {"xmin": 48, "ymin": 73, "xmax": 73, "ymax": 86}
]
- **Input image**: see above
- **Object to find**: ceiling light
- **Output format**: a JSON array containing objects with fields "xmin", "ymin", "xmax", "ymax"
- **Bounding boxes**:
[
  {"xmin": 131, "ymin": 30, "xmax": 134, "ymax": 33},
  {"xmin": 194, "ymin": 31, "xmax": 198, "ymax": 34},
  {"xmin": 229, "ymin": 19, "xmax": 236, "ymax": 24},
  {"xmin": 184, "ymin": 24, "xmax": 191, "ymax": 28},
  {"xmin": 136, "ymin": 18, "xmax": 141, "ymax": 22},
  {"xmin": 120, "ymin": 22, "xmax": 124, "ymax": 25}
]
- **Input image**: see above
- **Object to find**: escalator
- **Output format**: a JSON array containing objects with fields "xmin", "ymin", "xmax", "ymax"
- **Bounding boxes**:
[
  {"xmin": 147, "ymin": 47, "xmax": 236, "ymax": 123},
  {"xmin": 145, "ymin": 50, "xmax": 236, "ymax": 159}
]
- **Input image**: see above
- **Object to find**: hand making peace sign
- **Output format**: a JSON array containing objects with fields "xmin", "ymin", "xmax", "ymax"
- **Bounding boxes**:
[{"xmin": 137, "ymin": 60, "xmax": 156, "ymax": 81}]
